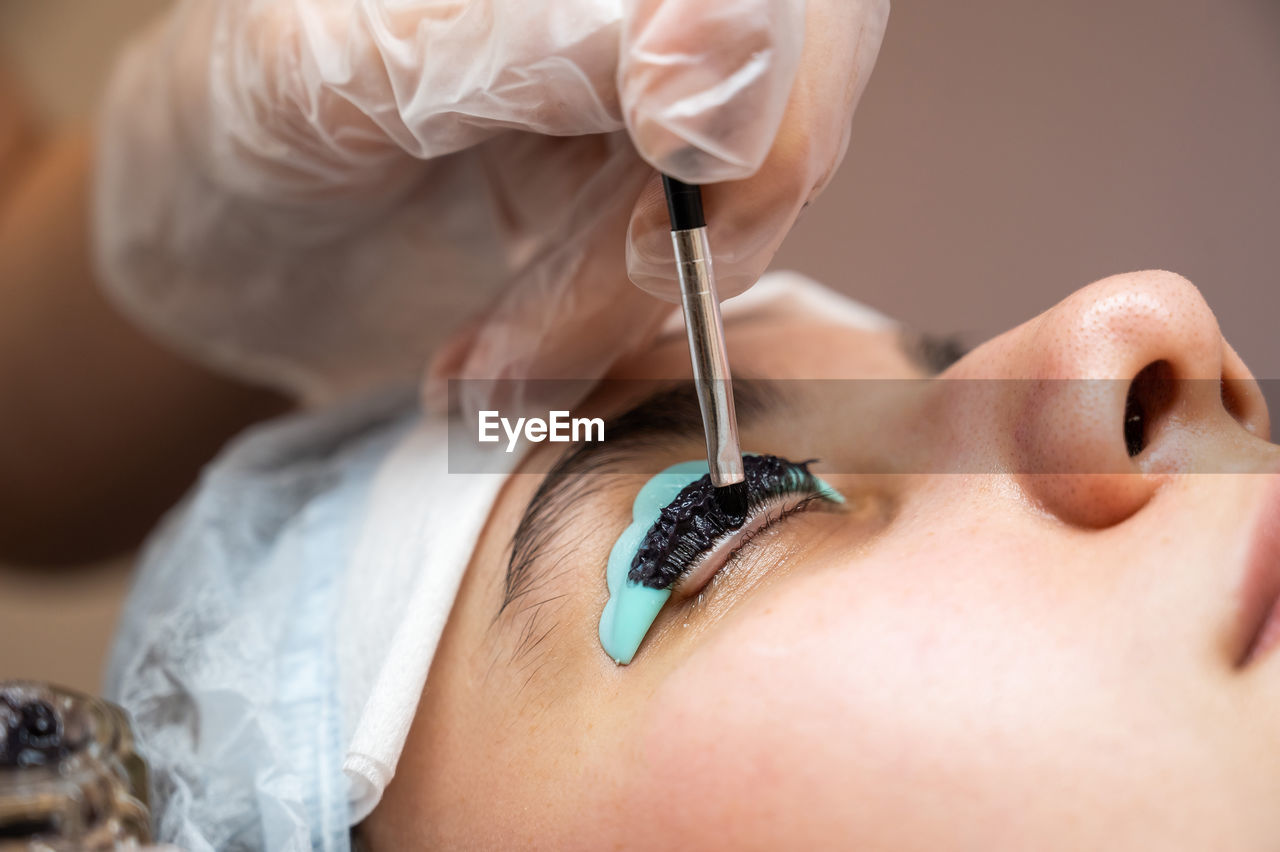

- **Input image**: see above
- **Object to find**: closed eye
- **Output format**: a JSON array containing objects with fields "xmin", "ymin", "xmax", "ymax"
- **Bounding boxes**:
[
  {"xmin": 671, "ymin": 491, "xmax": 829, "ymax": 598},
  {"xmin": 628, "ymin": 455, "xmax": 844, "ymax": 593}
]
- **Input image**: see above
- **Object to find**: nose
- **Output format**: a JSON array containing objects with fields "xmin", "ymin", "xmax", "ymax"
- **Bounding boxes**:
[{"xmin": 1012, "ymin": 271, "xmax": 1270, "ymax": 527}]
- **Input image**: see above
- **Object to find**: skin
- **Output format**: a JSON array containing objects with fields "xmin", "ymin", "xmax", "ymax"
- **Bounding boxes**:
[{"xmin": 364, "ymin": 270, "xmax": 1280, "ymax": 850}]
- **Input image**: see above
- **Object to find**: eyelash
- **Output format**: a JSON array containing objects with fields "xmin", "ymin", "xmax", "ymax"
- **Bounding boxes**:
[
  {"xmin": 627, "ymin": 455, "xmax": 839, "ymax": 593},
  {"xmin": 671, "ymin": 490, "xmax": 826, "ymax": 599}
]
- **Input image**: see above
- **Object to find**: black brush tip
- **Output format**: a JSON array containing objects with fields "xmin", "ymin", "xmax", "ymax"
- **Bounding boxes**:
[{"xmin": 713, "ymin": 481, "xmax": 749, "ymax": 519}]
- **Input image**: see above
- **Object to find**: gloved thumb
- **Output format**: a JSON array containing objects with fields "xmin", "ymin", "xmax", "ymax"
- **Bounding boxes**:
[
  {"xmin": 619, "ymin": 0, "xmax": 806, "ymax": 183},
  {"xmin": 622, "ymin": 0, "xmax": 890, "ymax": 303}
]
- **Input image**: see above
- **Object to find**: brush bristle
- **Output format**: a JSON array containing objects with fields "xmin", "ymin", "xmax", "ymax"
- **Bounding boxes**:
[
  {"xmin": 713, "ymin": 481, "xmax": 749, "ymax": 517},
  {"xmin": 630, "ymin": 456, "xmax": 824, "ymax": 589}
]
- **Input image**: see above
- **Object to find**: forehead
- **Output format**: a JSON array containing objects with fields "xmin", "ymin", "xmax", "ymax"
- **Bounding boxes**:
[{"xmin": 608, "ymin": 316, "xmax": 920, "ymax": 382}]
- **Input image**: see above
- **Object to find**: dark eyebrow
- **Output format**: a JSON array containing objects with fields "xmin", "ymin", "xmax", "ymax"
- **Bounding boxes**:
[
  {"xmin": 899, "ymin": 329, "xmax": 969, "ymax": 375},
  {"xmin": 498, "ymin": 379, "xmax": 781, "ymax": 616}
]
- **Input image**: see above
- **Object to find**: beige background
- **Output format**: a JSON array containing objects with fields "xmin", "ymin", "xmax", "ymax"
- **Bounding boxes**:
[{"xmin": 1, "ymin": 0, "xmax": 1278, "ymax": 694}]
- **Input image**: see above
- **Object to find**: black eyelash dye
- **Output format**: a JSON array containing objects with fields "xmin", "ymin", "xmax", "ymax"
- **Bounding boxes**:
[
  {"xmin": 601, "ymin": 455, "xmax": 845, "ymax": 664},
  {"xmin": 628, "ymin": 455, "xmax": 822, "ymax": 590}
]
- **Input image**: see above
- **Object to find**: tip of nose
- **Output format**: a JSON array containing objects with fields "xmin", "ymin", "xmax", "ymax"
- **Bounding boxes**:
[{"xmin": 1040, "ymin": 270, "xmax": 1224, "ymax": 381}]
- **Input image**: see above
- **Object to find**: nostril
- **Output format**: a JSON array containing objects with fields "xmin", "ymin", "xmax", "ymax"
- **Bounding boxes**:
[
  {"xmin": 1123, "ymin": 361, "xmax": 1176, "ymax": 458},
  {"xmin": 1123, "ymin": 393, "xmax": 1144, "ymax": 458},
  {"xmin": 1218, "ymin": 341, "xmax": 1271, "ymax": 441},
  {"xmin": 1221, "ymin": 377, "xmax": 1247, "ymax": 423}
]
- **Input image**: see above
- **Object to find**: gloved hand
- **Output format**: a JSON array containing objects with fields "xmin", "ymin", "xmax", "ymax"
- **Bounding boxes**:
[{"xmin": 94, "ymin": 0, "xmax": 889, "ymax": 408}]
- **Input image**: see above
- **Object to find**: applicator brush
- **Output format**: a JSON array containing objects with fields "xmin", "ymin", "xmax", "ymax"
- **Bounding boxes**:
[{"xmin": 660, "ymin": 175, "xmax": 746, "ymax": 503}]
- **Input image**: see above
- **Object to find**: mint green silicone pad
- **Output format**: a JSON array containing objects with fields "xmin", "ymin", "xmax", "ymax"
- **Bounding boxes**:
[
  {"xmin": 599, "ymin": 461, "xmax": 708, "ymax": 664},
  {"xmin": 598, "ymin": 458, "xmax": 843, "ymax": 665}
]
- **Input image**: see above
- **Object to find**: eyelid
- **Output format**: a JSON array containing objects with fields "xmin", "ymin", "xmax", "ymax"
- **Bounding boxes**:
[
  {"xmin": 628, "ymin": 456, "xmax": 846, "ymax": 592},
  {"xmin": 601, "ymin": 457, "xmax": 848, "ymax": 666},
  {"xmin": 671, "ymin": 491, "xmax": 830, "ymax": 599}
]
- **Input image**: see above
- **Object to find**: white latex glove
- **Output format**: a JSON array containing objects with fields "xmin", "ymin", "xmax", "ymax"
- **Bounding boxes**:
[{"xmin": 94, "ymin": 0, "xmax": 889, "ymax": 407}]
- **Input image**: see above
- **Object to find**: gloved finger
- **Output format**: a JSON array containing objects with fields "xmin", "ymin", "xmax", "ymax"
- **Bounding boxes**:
[
  {"xmin": 625, "ymin": 0, "xmax": 890, "ymax": 302},
  {"xmin": 98, "ymin": 14, "xmax": 526, "ymax": 402},
  {"xmin": 427, "ymin": 133, "xmax": 677, "ymax": 420},
  {"xmin": 176, "ymin": 0, "xmax": 632, "ymax": 207},
  {"xmin": 100, "ymin": 10, "xmax": 667, "ymax": 406},
  {"xmin": 619, "ymin": 0, "xmax": 807, "ymax": 183}
]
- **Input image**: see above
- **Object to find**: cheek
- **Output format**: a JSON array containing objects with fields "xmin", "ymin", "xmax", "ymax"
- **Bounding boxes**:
[
  {"xmin": 611, "ymin": 529, "xmax": 1165, "ymax": 849},
  {"xmin": 622, "ymin": 625, "xmax": 872, "ymax": 848},
  {"xmin": 615, "ymin": 550, "xmax": 1025, "ymax": 849}
]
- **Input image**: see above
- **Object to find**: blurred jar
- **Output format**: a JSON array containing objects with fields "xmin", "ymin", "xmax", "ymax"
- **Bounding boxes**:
[{"xmin": 0, "ymin": 681, "xmax": 151, "ymax": 850}]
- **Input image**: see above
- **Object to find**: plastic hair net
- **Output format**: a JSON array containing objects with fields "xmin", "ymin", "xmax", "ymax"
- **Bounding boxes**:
[
  {"xmin": 92, "ymin": 0, "xmax": 888, "ymax": 404},
  {"xmin": 104, "ymin": 273, "xmax": 891, "ymax": 850},
  {"xmin": 105, "ymin": 387, "xmax": 517, "ymax": 850}
]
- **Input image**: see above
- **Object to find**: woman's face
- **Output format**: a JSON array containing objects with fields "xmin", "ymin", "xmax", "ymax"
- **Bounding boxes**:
[{"xmin": 365, "ymin": 271, "xmax": 1280, "ymax": 850}]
